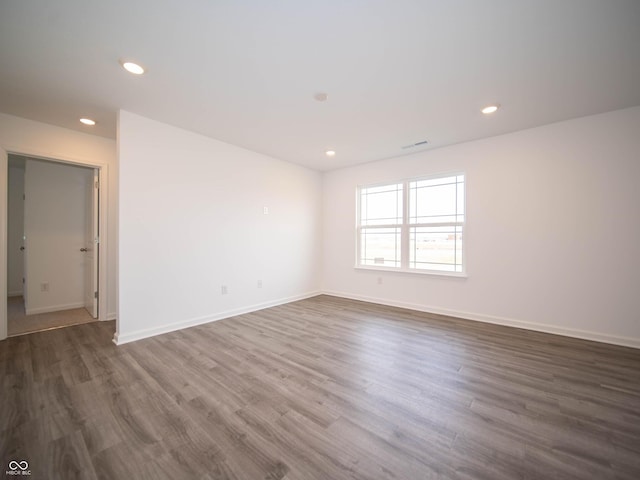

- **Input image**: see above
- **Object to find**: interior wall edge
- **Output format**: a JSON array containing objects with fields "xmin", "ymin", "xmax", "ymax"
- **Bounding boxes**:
[
  {"xmin": 321, "ymin": 290, "xmax": 640, "ymax": 350},
  {"xmin": 0, "ymin": 149, "xmax": 7, "ymax": 341}
]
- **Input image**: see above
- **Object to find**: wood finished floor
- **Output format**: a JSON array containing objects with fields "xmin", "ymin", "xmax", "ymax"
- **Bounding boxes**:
[{"xmin": 1, "ymin": 295, "xmax": 639, "ymax": 480}]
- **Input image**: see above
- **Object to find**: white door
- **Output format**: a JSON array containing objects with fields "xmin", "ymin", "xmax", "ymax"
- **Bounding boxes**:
[{"xmin": 84, "ymin": 169, "xmax": 99, "ymax": 318}]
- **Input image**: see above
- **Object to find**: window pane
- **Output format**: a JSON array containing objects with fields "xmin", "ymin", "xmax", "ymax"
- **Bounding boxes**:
[
  {"xmin": 409, "ymin": 176, "xmax": 464, "ymax": 224},
  {"xmin": 456, "ymin": 179, "xmax": 465, "ymax": 222},
  {"xmin": 360, "ymin": 227, "xmax": 401, "ymax": 268},
  {"xmin": 409, "ymin": 226, "xmax": 463, "ymax": 272},
  {"xmin": 360, "ymin": 183, "xmax": 402, "ymax": 226}
]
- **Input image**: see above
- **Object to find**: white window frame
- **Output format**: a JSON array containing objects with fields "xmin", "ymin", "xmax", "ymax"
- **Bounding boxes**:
[{"xmin": 356, "ymin": 172, "xmax": 466, "ymax": 277}]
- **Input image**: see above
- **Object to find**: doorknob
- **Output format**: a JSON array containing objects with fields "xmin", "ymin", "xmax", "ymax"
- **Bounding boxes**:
[
  {"xmin": 20, "ymin": 246, "xmax": 24, "ymax": 251},
  {"xmin": 80, "ymin": 248, "xmax": 88, "ymax": 252}
]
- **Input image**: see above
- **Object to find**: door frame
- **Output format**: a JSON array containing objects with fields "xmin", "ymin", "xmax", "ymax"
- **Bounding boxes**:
[{"xmin": 1, "ymin": 147, "xmax": 109, "ymax": 340}]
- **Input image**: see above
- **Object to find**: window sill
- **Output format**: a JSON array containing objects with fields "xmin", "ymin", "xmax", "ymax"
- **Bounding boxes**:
[{"xmin": 354, "ymin": 265, "xmax": 468, "ymax": 278}]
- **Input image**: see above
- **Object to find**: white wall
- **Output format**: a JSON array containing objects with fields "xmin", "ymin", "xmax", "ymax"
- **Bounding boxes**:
[
  {"xmin": 323, "ymin": 106, "xmax": 640, "ymax": 348},
  {"xmin": 117, "ymin": 111, "xmax": 322, "ymax": 344},
  {"xmin": 0, "ymin": 113, "xmax": 117, "ymax": 319},
  {"xmin": 7, "ymin": 161, "xmax": 24, "ymax": 296},
  {"xmin": 23, "ymin": 159, "xmax": 92, "ymax": 314}
]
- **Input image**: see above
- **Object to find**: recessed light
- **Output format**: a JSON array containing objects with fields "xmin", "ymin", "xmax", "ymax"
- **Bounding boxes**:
[
  {"xmin": 325, "ymin": 150, "xmax": 336, "ymax": 157},
  {"xmin": 80, "ymin": 118, "xmax": 96, "ymax": 126},
  {"xmin": 314, "ymin": 92, "xmax": 329, "ymax": 102},
  {"xmin": 481, "ymin": 104, "xmax": 500, "ymax": 114},
  {"xmin": 121, "ymin": 61, "xmax": 145, "ymax": 75}
]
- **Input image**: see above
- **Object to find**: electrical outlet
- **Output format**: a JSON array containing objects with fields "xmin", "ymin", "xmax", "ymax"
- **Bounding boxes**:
[
  {"xmin": 41, "ymin": 282, "xmax": 49, "ymax": 292},
  {"xmin": 257, "ymin": 280, "xmax": 263, "ymax": 288},
  {"xmin": 263, "ymin": 206, "xmax": 269, "ymax": 215},
  {"xmin": 221, "ymin": 285, "xmax": 228, "ymax": 295}
]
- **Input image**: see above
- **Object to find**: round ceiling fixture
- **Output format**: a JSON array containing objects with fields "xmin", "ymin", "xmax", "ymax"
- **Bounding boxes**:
[
  {"xmin": 314, "ymin": 92, "xmax": 329, "ymax": 102},
  {"xmin": 80, "ymin": 118, "xmax": 96, "ymax": 126},
  {"xmin": 325, "ymin": 150, "xmax": 336, "ymax": 157},
  {"xmin": 121, "ymin": 61, "xmax": 145, "ymax": 75},
  {"xmin": 481, "ymin": 104, "xmax": 500, "ymax": 114}
]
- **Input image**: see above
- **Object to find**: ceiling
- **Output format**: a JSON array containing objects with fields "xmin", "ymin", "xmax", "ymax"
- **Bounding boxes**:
[{"xmin": 1, "ymin": 1, "xmax": 639, "ymax": 171}]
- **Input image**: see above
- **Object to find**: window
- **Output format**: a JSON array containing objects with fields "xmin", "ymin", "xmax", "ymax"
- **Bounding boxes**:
[{"xmin": 357, "ymin": 173, "xmax": 465, "ymax": 274}]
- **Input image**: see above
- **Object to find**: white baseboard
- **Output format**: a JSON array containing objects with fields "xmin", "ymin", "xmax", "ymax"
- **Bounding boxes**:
[
  {"xmin": 113, "ymin": 291, "xmax": 321, "ymax": 345},
  {"xmin": 104, "ymin": 312, "xmax": 117, "ymax": 321},
  {"xmin": 26, "ymin": 302, "xmax": 85, "ymax": 316},
  {"xmin": 322, "ymin": 290, "xmax": 640, "ymax": 349}
]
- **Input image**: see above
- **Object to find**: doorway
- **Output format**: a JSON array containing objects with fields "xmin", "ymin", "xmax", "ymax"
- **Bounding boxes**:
[{"xmin": 6, "ymin": 154, "xmax": 99, "ymax": 336}]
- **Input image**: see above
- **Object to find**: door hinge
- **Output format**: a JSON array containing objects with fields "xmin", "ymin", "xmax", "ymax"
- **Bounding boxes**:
[
  {"xmin": 23, "ymin": 194, "xmax": 25, "ymax": 200},
  {"xmin": 22, "ymin": 277, "xmax": 25, "ymax": 284},
  {"xmin": 94, "ymin": 291, "xmax": 98, "ymax": 299}
]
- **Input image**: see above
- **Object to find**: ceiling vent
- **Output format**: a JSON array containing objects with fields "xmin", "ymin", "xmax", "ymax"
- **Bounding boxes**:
[{"xmin": 401, "ymin": 140, "xmax": 428, "ymax": 150}]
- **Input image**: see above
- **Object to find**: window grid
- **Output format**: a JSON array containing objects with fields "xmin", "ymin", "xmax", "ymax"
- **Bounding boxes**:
[
  {"xmin": 358, "ymin": 174, "xmax": 465, "ymax": 274},
  {"xmin": 359, "ymin": 182, "xmax": 404, "ymax": 267},
  {"xmin": 360, "ymin": 183, "xmax": 403, "ymax": 226},
  {"xmin": 408, "ymin": 225, "xmax": 463, "ymax": 272},
  {"xmin": 360, "ymin": 227, "xmax": 402, "ymax": 268}
]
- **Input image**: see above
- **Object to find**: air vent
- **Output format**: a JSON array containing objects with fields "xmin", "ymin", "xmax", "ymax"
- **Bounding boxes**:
[{"xmin": 401, "ymin": 140, "xmax": 429, "ymax": 150}]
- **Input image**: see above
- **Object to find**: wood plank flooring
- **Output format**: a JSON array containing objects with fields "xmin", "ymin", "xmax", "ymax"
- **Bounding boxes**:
[{"xmin": 1, "ymin": 294, "xmax": 639, "ymax": 479}]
